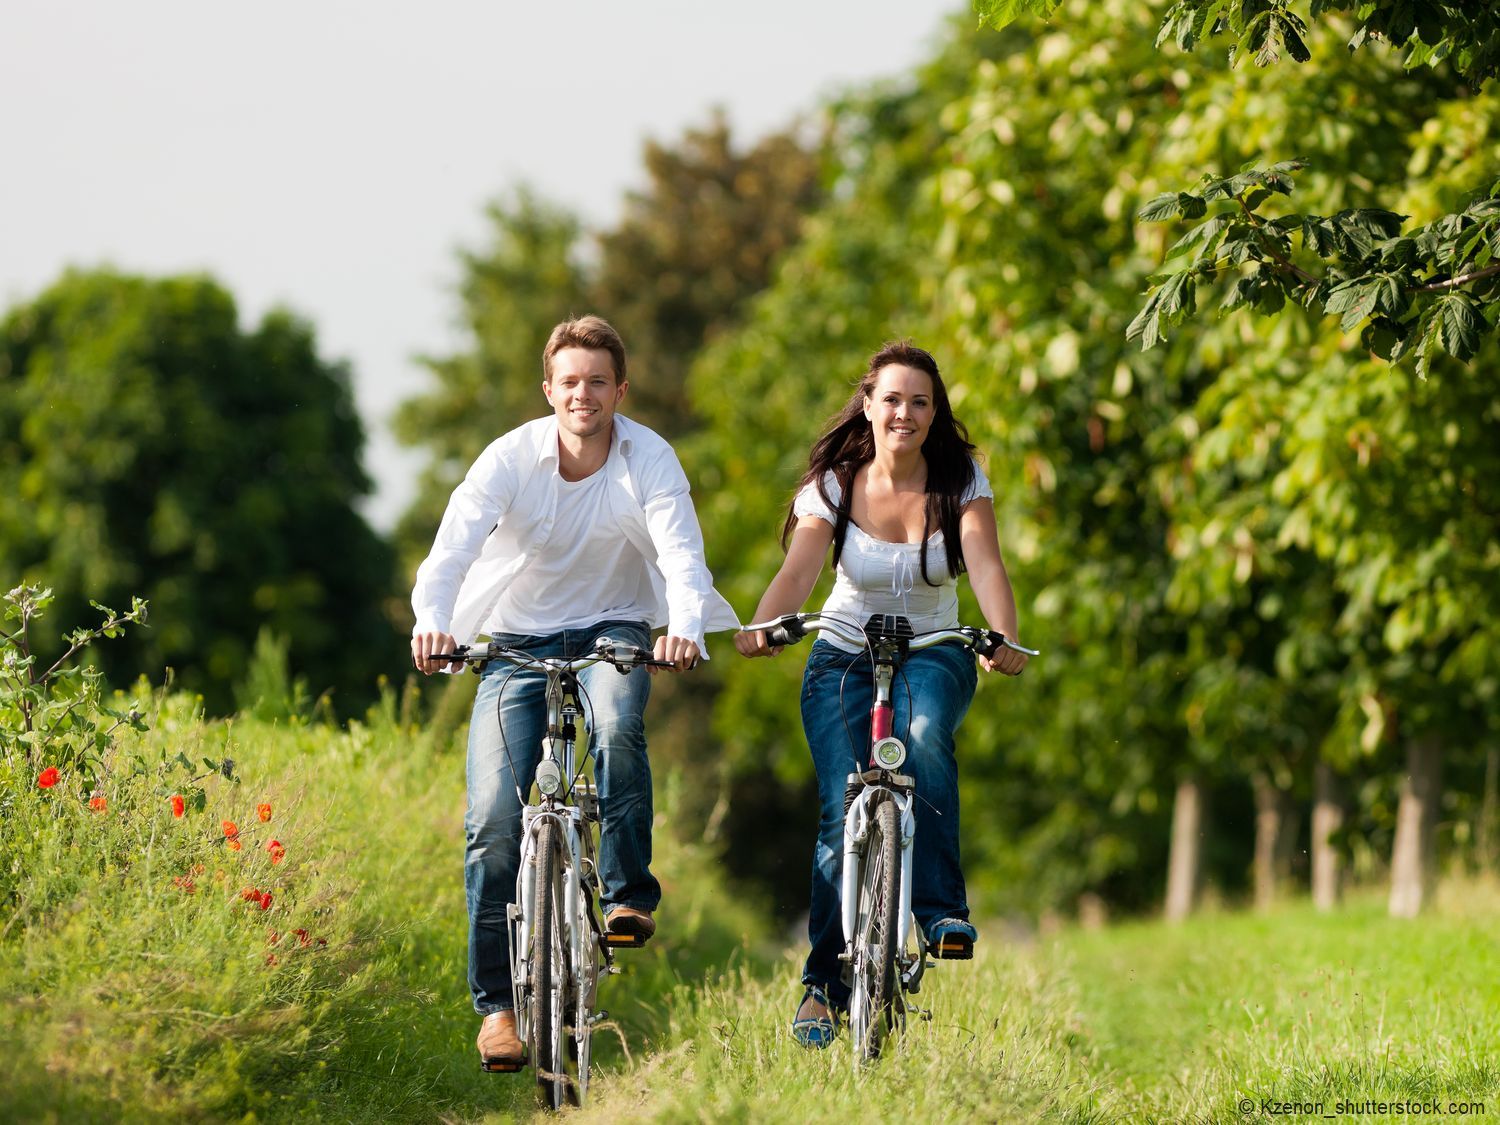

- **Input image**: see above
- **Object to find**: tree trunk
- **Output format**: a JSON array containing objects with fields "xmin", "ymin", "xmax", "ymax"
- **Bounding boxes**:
[
  {"xmin": 1479, "ymin": 747, "xmax": 1498, "ymax": 874},
  {"xmin": 1311, "ymin": 762, "xmax": 1345, "ymax": 911},
  {"xmin": 1389, "ymin": 734, "xmax": 1444, "ymax": 918},
  {"xmin": 1253, "ymin": 773, "xmax": 1298, "ymax": 911},
  {"xmin": 1165, "ymin": 776, "xmax": 1206, "ymax": 922}
]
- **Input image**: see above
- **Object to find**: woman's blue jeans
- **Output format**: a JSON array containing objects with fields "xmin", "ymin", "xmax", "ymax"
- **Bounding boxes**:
[
  {"xmin": 799, "ymin": 638, "xmax": 977, "ymax": 1008},
  {"xmin": 464, "ymin": 619, "xmax": 658, "ymax": 1015}
]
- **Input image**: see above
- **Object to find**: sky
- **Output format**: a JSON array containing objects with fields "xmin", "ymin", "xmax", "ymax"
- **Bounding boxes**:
[{"xmin": 3, "ymin": 0, "xmax": 963, "ymax": 528}]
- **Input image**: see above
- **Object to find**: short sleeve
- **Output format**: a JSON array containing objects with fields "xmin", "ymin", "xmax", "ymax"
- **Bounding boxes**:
[
  {"xmin": 961, "ymin": 458, "xmax": 994, "ymax": 506},
  {"xmin": 793, "ymin": 472, "xmax": 840, "ymax": 525}
]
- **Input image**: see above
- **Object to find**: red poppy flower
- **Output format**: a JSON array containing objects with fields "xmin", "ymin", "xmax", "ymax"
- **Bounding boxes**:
[
  {"xmin": 88, "ymin": 795, "xmax": 108, "ymax": 812},
  {"xmin": 241, "ymin": 886, "xmax": 261, "ymax": 901},
  {"xmin": 257, "ymin": 803, "xmax": 272, "ymax": 822},
  {"xmin": 265, "ymin": 953, "xmax": 279, "ymax": 967},
  {"xmin": 293, "ymin": 928, "xmax": 311, "ymax": 947},
  {"xmin": 227, "ymin": 839, "xmax": 242, "ymax": 852},
  {"xmin": 37, "ymin": 767, "xmax": 60, "ymax": 789},
  {"xmin": 266, "ymin": 839, "xmax": 286, "ymax": 864},
  {"xmin": 171, "ymin": 795, "xmax": 186, "ymax": 818},
  {"xmin": 172, "ymin": 875, "xmax": 197, "ymax": 893},
  {"xmin": 221, "ymin": 820, "xmax": 239, "ymax": 839},
  {"xmin": 258, "ymin": 892, "xmax": 273, "ymax": 911}
]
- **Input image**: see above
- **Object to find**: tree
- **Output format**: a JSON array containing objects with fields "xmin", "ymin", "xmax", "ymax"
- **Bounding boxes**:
[
  {"xmin": 975, "ymin": 0, "xmax": 1500, "ymax": 373},
  {"xmin": 595, "ymin": 111, "xmax": 825, "ymax": 437},
  {"xmin": 969, "ymin": 0, "xmax": 1500, "ymax": 914},
  {"xmin": 0, "ymin": 269, "xmax": 400, "ymax": 713}
]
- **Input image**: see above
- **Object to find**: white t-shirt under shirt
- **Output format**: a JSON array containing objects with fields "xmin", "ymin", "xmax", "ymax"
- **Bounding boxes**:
[
  {"xmin": 483, "ymin": 455, "xmax": 656, "ymax": 635},
  {"xmin": 793, "ymin": 460, "xmax": 994, "ymax": 653}
]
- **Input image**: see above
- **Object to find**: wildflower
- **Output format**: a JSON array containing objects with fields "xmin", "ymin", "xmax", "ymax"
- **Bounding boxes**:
[
  {"xmin": 240, "ymin": 886, "xmax": 261, "ymax": 902},
  {"xmin": 266, "ymin": 839, "xmax": 285, "ymax": 864},
  {"xmin": 213, "ymin": 868, "xmax": 227, "ymax": 885},
  {"xmin": 265, "ymin": 953, "xmax": 279, "ymax": 967},
  {"xmin": 172, "ymin": 875, "xmax": 197, "ymax": 893},
  {"xmin": 293, "ymin": 928, "xmax": 311, "ymax": 947},
  {"xmin": 37, "ymin": 767, "xmax": 60, "ymax": 789},
  {"xmin": 267, "ymin": 930, "xmax": 281, "ymax": 946},
  {"xmin": 257, "ymin": 803, "xmax": 272, "ymax": 822},
  {"xmin": 227, "ymin": 839, "xmax": 242, "ymax": 852},
  {"xmin": 171, "ymin": 795, "xmax": 185, "ymax": 818},
  {"xmin": 89, "ymin": 794, "xmax": 108, "ymax": 812},
  {"xmin": 258, "ymin": 892, "xmax": 274, "ymax": 911},
  {"xmin": 190, "ymin": 862, "xmax": 206, "ymax": 876},
  {"xmin": 221, "ymin": 819, "xmax": 239, "ymax": 839}
]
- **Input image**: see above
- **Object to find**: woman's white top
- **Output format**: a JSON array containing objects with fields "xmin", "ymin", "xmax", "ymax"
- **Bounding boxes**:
[{"xmin": 793, "ymin": 460, "xmax": 993, "ymax": 653}]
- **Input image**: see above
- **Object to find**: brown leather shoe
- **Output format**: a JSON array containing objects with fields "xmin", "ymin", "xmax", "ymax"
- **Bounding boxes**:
[
  {"xmin": 603, "ymin": 905, "xmax": 656, "ymax": 947},
  {"xmin": 477, "ymin": 1010, "xmax": 525, "ymax": 1072}
]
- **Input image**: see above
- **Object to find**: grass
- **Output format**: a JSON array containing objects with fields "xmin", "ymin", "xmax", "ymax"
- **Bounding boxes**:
[{"xmin": 5, "ymin": 684, "xmax": 1497, "ymax": 1123}]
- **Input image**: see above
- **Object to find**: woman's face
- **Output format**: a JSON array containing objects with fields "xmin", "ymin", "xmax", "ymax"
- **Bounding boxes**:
[{"xmin": 863, "ymin": 364, "xmax": 935, "ymax": 455}]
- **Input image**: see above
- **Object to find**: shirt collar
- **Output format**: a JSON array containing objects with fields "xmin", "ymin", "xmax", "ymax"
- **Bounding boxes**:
[{"xmin": 537, "ymin": 415, "xmax": 634, "ymax": 464}]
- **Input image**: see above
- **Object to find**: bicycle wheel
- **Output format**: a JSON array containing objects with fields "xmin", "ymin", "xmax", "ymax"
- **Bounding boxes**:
[
  {"xmin": 849, "ymin": 792, "xmax": 900, "ymax": 1062},
  {"xmin": 528, "ymin": 820, "xmax": 574, "ymax": 1109},
  {"xmin": 569, "ymin": 892, "xmax": 601, "ymax": 1103}
]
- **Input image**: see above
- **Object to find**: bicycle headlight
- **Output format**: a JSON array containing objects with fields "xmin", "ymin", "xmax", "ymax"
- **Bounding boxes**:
[
  {"xmin": 535, "ymin": 759, "xmax": 564, "ymax": 797},
  {"xmin": 872, "ymin": 736, "xmax": 906, "ymax": 770}
]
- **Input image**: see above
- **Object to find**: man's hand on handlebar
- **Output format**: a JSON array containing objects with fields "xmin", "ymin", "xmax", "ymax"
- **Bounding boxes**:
[
  {"xmin": 652, "ymin": 634, "xmax": 701, "ymax": 674},
  {"xmin": 412, "ymin": 630, "xmax": 462, "ymax": 675}
]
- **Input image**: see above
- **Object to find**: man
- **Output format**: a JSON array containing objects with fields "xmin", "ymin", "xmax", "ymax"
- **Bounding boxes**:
[{"xmin": 410, "ymin": 315, "xmax": 738, "ymax": 1072}]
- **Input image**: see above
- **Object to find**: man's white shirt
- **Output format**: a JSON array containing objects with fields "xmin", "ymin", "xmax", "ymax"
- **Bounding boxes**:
[{"xmin": 411, "ymin": 414, "xmax": 739, "ymax": 653}]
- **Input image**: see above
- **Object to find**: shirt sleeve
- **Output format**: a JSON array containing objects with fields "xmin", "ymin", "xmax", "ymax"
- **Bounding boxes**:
[
  {"xmin": 636, "ymin": 445, "xmax": 719, "ymax": 653},
  {"xmin": 961, "ymin": 458, "xmax": 994, "ymax": 506},
  {"xmin": 410, "ymin": 439, "xmax": 519, "ymax": 637},
  {"xmin": 792, "ymin": 473, "xmax": 840, "ymax": 524}
]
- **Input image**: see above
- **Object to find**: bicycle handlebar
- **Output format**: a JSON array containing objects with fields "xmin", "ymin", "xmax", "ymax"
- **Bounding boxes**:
[
  {"xmin": 432, "ymin": 638, "xmax": 677, "ymax": 674},
  {"xmin": 742, "ymin": 612, "xmax": 1040, "ymax": 659}
]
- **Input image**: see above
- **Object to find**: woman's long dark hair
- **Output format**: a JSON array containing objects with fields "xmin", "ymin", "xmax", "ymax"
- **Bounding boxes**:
[{"xmin": 781, "ymin": 341, "xmax": 977, "ymax": 584}]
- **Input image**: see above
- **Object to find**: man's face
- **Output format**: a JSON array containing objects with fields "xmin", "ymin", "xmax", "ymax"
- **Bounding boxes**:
[{"xmin": 543, "ymin": 347, "xmax": 626, "ymax": 440}]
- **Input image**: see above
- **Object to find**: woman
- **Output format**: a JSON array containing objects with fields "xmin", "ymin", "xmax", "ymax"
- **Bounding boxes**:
[{"xmin": 734, "ymin": 341, "xmax": 1029, "ymax": 1048}]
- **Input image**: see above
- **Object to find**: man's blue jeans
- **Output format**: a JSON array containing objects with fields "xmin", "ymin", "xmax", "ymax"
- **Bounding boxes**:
[
  {"xmin": 798, "ymin": 638, "xmax": 977, "ymax": 1008},
  {"xmin": 464, "ymin": 618, "xmax": 658, "ymax": 1014}
]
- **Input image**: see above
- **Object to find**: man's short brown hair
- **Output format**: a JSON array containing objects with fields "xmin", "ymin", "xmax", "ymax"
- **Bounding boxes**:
[{"xmin": 542, "ymin": 315, "xmax": 627, "ymax": 384}]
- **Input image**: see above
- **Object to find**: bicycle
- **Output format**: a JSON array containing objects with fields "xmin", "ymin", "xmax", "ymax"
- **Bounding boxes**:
[
  {"xmin": 743, "ymin": 610, "xmax": 1038, "ymax": 1063},
  {"xmin": 436, "ymin": 637, "xmax": 673, "ymax": 1108}
]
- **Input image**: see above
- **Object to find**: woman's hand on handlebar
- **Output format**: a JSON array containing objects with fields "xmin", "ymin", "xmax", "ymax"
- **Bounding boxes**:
[
  {"xmin": 412, "ymin": 630, "xmax": 460, "ymax": 675},
  {"xmin": 733, "ymin": 628, "xmax": 783, "ymax": 659},
  {"xmin": 652, "ymin": 634, "xmax": 701, "ymax": 674},
  {"xmin": 980, "ymin": 644, "xmax": 1028, "ymax": 677}
]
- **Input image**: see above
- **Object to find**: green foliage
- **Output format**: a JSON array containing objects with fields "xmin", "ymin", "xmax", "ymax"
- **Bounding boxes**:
[
  {"xmin": 1133, "ymin": 164, "xmax": 1500, "ymax": 376},
  {"xmin": 1154, "ymin": 0, "xmax": 1500, "ymax": 85},
  {"xmin": 0, "ymin": 270, "xmax": 402, "ymax": 714},
  {"xmin": 972, "ymin": 0, "xmax": 1063, "ymax": 32},
  {"xmin": 0, "ymin": 583, "xmax": 148, "ymax": 791}
]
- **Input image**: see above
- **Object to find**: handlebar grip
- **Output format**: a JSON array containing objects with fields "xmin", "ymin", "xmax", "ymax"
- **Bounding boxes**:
[
  {"xmin": 971, "ymin": 631, "xmax": 1004, "ymax": 660},
  {"xmin": 764, "ymin": 615, "xmax": 809, "ymax": 648}
]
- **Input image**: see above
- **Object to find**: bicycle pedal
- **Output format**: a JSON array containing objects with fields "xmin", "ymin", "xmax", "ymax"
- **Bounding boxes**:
[
  {"xmin": 480, "ymin": 1058, "xmax": 526, "ymax": 1074},
  {"xmin": 602, "ymin": 931, "xmax": 647, "ymax": 948},
  {"xmin": 932, "ymin": 941, "xmax": 974, "ymax": 960}
]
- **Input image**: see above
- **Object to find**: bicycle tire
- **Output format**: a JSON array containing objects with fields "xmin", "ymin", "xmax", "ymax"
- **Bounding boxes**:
[
  {"xmin": 849, "ymin": 792, "xmax": 900, "ymax": 1062},
  {"xmin": 529, "ymin": 820, "xmax": 573, "ymax": 1109}
]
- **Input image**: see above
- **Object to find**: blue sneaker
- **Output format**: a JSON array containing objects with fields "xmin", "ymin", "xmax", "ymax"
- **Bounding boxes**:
[
  {"xmin": 790, "ymin": 985, "xmax": 838, "ymax": 1049},
  {"xmin": 926, "ymin": 917, "xmax": 977, "ymax": 960}
]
